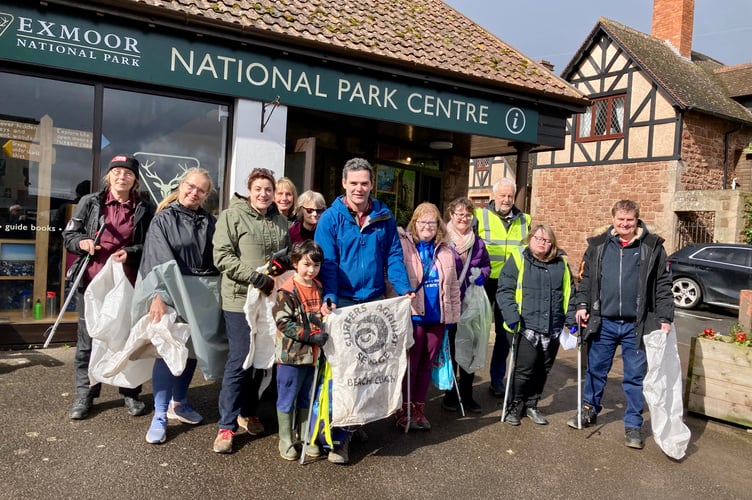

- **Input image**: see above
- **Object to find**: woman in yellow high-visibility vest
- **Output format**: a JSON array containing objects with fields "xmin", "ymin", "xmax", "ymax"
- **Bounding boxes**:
[{"xmin": 496, "ymin": 224, "xmax": 576, "ymax": 426}]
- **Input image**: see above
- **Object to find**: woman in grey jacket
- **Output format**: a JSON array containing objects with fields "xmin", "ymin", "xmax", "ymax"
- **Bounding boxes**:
[
  {"xmin": 497, "ymin": 224, "xmax": 576, "ymax": 426},
  {"xmin": 211, "ymin": 168, "xmax": 291, "ymax": 453}
]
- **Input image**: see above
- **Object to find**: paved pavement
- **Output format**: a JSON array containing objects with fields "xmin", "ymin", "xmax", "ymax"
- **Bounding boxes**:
[{"xmin": 2, "ymin": 314, "xmax": 752, "ymax": 499}]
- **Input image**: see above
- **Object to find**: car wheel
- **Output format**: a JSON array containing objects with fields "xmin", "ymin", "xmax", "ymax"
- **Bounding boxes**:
[{"xmin": 672, "ymin": 277, "xmax": 702, "ymax": 309}]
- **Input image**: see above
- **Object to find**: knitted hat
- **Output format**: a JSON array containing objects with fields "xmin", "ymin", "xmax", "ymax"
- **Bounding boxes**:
[{"xmin": 108, "ymin": 155, "xmax": 139, "ymax": 179}]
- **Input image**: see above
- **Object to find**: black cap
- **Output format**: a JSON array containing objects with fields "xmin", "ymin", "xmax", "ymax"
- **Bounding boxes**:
[{"xmin": 108, "ymin": 155, "xmax": 139, "ymax": 179}]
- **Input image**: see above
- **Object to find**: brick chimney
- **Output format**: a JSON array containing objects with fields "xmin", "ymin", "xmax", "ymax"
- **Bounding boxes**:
[{"xmin": 651, "ymin": 0, "xmax": 695, "ymax": 58}]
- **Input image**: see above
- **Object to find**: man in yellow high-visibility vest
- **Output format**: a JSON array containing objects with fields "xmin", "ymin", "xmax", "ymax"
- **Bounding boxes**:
[{"xmin": 474, "ymin": 178, "xmax": 531, "ymax": 397}]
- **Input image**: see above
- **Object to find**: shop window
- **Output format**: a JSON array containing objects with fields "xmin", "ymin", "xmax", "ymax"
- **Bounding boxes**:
[
  {"xmin": 102, "ymin": 89, "xmax": 229, "ymax": 216},
  {"xmin": 0, "ymin": 72, "xmax": 94, "ymax": 321},
  {"xmin": 576, "ymin": 94, "xmax": 625, "ymax": 142}
]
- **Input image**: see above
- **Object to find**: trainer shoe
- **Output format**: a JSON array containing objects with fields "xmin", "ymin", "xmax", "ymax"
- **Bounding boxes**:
[
  {"xmin": 567, "ymin": 403, "xmax": 597, "ymax": 429},
  {"xmin": 124, "ymin": 396, "xmax": 148, "ymax": 417},
  {"xmin": 462, "ymin": 395, "xmax": 482, "ymax": 414},
  {"xmin": 69, "ymin": 396, "xmax": 93, "ymax": 420},
  {"xmin": 625, "ymin": 427, "xmax": 645, "ymax": 449},
  {"xmin": 167, "ymin": 401, "xmax": 203, "ymax": 425},
  {"xmin": 213, "ymin": 429, "xmax": 234, "ymax": 454},
  {"xmin": 504, "ymin": 401, "xmax": 523, "ymax": 426},
  {"xmin": 237, "ymin": 415, "xmax": 264, "ymax": 435},
  {"xmin": 525, "ymin": 406, "xmax": 549, "ymax": 425},
  {"xmin": 145, "ymin": 414, "xmax": 167, "ymax": 444}
]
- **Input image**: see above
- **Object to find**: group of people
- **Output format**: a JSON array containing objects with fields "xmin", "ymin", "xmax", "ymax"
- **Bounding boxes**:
[{"xmin": 63, "ymin": 154, "xmax": 674, "ymax": 466}]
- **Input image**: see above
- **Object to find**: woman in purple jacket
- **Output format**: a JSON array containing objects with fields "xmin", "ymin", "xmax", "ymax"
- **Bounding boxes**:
[{"xmin": 443, "ymin": 197, "xmax": 491, "ymax": 413}]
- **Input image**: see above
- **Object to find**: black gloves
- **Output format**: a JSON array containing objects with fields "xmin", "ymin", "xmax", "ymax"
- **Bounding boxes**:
[
  {"xmin": 267, "ymin": 254, "xmax": 292, "ymax": 276},
  {"xmin": 250, "ymin": 271, "xmax": 275, "ymax": 296},
  {"xmin": 301, "ymin": 328, "xmax": 329, "ymax": 346},
  {"xmin": 301, "ymin": 313, "xmax": 328, "ymax": 346}
]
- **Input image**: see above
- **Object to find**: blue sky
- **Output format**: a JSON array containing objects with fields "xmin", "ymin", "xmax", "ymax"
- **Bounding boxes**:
[{"xmin": 444, "ymin": 0, "xmax": 751, "ymax": 74}]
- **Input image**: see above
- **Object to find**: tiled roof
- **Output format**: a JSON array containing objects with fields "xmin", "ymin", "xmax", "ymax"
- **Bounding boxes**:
[
  {"xmin": 99, "ymin": 0, "xmax": 585, "ymax": 105},
  {"xmin": 714, "ymin": 63, "xmax": 752, "ymax": 98},
  {"xmin": 573, "ymin": 18, "xmax": 752, "ymax": 125}
]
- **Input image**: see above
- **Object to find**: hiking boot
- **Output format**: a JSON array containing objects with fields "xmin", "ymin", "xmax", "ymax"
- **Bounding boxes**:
[
  {"xmin": 167, "ymin": 401, "xmax": 203, "ymax": 425},
  {"xmin": 567, "ymin": 403, "xmax": 597, "ymax": 429},
  {"xmin": 504, "ymin": 401, "xmax": 523, "ymax": 426},
  {"xmin": 489, "ymin": 382, "xmax": 505, "ymax": 398},
  {"xmin": 237, "ymin": 415, "xmax": 264, "ymax": 435},
  {"xmin": 396, "ymin": 402, "xmax": 410, "ymax": 430},
  {"xmin": 69, "ymin": 396, "xmax": 93, "ymax": 420},
  {"xmin": 124, "ymin": 396, "xmax": 148, "ymax": 417},
  {"xmin": 213, "ymin": 429, "xmax": 234, "ymax": 454},
  {"xmin": 525, "ymin": 406, "xmax": 549, "ymax": 425},
  {"xmin": 625, "ymin": 427, "xmax": 645, "ymax": 449},
  {"xmin": 412, "ymin": 402, "xmax": 431, "ymax": 431},
  {"xmin": 327, "ymin": 439, "xmax": 349, "ymax": 465},
  {"xmin": 145, "ymin": 414, "xmax": 167, "ymax": 444}
]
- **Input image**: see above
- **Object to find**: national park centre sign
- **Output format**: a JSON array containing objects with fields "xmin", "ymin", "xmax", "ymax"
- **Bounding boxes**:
[{"xmin": 0, "ymin": 3, "xmax": 537, "ymax": 142}]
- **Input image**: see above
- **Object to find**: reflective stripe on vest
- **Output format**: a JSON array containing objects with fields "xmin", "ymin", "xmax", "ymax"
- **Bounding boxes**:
[
  {"xmin": 504, "ymin": 250, "xmax": 571, "ymax": 333},
  {"xmin": 475, "ymin": 208, "xmax": 531, "ymax": 278}
]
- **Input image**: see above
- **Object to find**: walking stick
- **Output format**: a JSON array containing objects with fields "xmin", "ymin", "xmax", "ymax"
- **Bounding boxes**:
[
  {"xmin": 500, "ymin": 331, "xmax": 519, "ymax": 423},
  {"xmin": 43, "ymin": 217, "xmax": 105, "ymax": 348},
  {"xmin": 576, "ymin": 323, "xmax": 583, "ymax": 429},
  {"xmin": 405, "ymin": 349, "xmax": 411, "ymax": 434},
  {"xmin": 451, "ymin": 363, "xmax": 465, "ymax": 417}
]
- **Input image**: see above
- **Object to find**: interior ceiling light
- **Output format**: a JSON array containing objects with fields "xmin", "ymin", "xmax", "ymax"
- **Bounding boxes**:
[{"xmin": 429, "ymin": 140, "xmax": 453, "ymax": 150}]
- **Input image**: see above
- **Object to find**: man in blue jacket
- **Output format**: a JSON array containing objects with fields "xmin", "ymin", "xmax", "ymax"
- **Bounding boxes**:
[
  {"xmin": 568, "ymin": 200, "xmax": 673, "ymax": 449},
  {"xmin": 315, "ymin": 157, "xmax": 413, "ymax": 464}
]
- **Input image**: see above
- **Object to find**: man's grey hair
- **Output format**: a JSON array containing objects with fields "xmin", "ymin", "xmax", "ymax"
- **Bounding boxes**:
[
  {"xmin": 492, "ymin": 177, "xmax": 517, "ymax": 196},
  {"xmin": 342, "ymin": 157, "xmax": 374, "ymax": 182}
]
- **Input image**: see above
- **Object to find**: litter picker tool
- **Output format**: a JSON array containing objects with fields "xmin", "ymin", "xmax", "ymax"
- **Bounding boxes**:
[
  {"xmin": 43, "ymin": 217, "xmax": 105, "ymax": 348},
  {"xmin": 576, "ymin": 323, "xmax": 583, "ymax": 429},
  {"xmin": 299, "ymin": 297, "xmax": 329, "ymax": 464},
  {"xmin": 500, "ymin": 330, "xmax": 519, "ymax": 423}
]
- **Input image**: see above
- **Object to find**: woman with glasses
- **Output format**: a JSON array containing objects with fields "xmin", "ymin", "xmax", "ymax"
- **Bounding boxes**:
[
  {"xmin": 496, "ymin": 224, "xmax": 576, "ymax": 426},
  {"xmin": 289, "ymin": 190, "xmax": 326, "ymax": 243},
  {"xmin": 395, "ymin": 202, "xmax": 460, "ymax": 431},
  {"xmin": 133, "ymin": 167, "xmax": 223, "ymax": 444},
  {"xmin": 443, "ymin": 197, "xmax": 491, "ymax": 414},
  {"xmin": 212, "ymin": 168, "xmax": 291, "ymax": 453}
]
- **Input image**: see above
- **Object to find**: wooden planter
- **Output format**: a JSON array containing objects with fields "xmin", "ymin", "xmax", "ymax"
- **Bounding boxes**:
[{"xmin": 685, "ymin": 336, "xmax": 752, "ymax": 427}]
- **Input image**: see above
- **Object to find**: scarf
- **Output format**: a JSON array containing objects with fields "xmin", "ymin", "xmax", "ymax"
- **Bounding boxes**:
[{"xmin": 446, "ymin": 221, "xmax": 474, "ymax": 262}]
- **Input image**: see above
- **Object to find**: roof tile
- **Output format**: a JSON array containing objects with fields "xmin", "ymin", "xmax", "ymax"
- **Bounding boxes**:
[{"xmin": 101, "ymin": 0, "xmax": 584, "ymax": 103}]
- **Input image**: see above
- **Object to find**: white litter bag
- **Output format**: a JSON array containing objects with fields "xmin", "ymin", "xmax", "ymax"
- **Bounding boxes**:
[
  {"xmin": 559, "ymin": 326, "xmax": 578, "ymax": 350},
  {"xmin": 455, "ymin": 283, "xmax": 492, "ymax": 373},
  {"xmin": 643, "ymin": 325, "xmax": 691, "ymax": 460},
  {"xmin": 84, "ymin": 257, "xmax": 133, "ymax": 347}
]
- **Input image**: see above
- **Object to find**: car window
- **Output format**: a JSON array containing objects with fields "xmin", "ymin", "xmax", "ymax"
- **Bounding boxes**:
[{"xmin": 693, "ymin": 247, "xmax": 751, "ymax": 268}]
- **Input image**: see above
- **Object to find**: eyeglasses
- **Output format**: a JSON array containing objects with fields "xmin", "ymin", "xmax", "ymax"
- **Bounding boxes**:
[
  {"xmin": 184, "ymin": 182, "xmax": 208, "ymax": 197},
  {"xmin": 452, "ymin": 212, "xmax": 471, "ymax": 220},
  {"xmin": 111, "ymin": 168, "xmax": 135, "ymax": 178},
  {"xmin": 532, "ymin": 235, "xmax": 552, "ymax": 245},
  {"xmin": 416, "ymin": 220, "xmax": 438, "ymax": 228},
  {"xmin": 303, "ymin": 207, "xmax": 325, "ymax": 215}
]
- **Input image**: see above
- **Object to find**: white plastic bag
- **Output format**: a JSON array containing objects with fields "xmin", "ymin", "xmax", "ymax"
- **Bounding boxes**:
[
  {"xmin": 84, "ymin": 257, "xmax": 133, "ymax": 347},
  {"xmin": 643, "ymin": 325, "xmax": 691, "ymax": 460},
  {"xmin": 559, "ymin": 326, "xmax": 578, "ymax": 350},
  {"xmin": 455, "ymin": 283, "xmax": 492, "ymax": 373}
]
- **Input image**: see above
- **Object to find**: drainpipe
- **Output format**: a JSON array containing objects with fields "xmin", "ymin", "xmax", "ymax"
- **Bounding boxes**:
[{"xmin": 723, "ymin": 124, "xmax": 742, "ymax": 189}]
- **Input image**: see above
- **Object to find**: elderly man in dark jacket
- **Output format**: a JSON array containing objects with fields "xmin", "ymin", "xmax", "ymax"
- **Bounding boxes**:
[{"xmin": 568, "ymin": 200, "xmax": 673, "ymax": 450}]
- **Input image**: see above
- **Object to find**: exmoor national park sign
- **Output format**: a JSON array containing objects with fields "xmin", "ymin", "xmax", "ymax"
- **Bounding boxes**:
[{"xmin": 0, "ymin": 2, "xmax": 537, "ymax": 142}]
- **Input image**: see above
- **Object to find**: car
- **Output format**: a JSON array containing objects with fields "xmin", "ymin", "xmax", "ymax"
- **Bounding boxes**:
[{"xmin": 667, "ymin": 243, "xmax": 752, "ymax": 309}]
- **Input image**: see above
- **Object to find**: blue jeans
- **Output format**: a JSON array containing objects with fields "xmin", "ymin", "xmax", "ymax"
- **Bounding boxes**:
[
  {"xmin": 584, "ymin": 318, "xmax": 647, "ymax": 429},
  {"xmin": 152, "ymin": 358, "xmax": 197, "ymax": 416},
  {"xmin": 484, "ymin": 280, "xmax": 509, "ymax": 387},
  {"xmin": 217, "ymin": 310, "xmax": 263, "ymax": 431}
]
